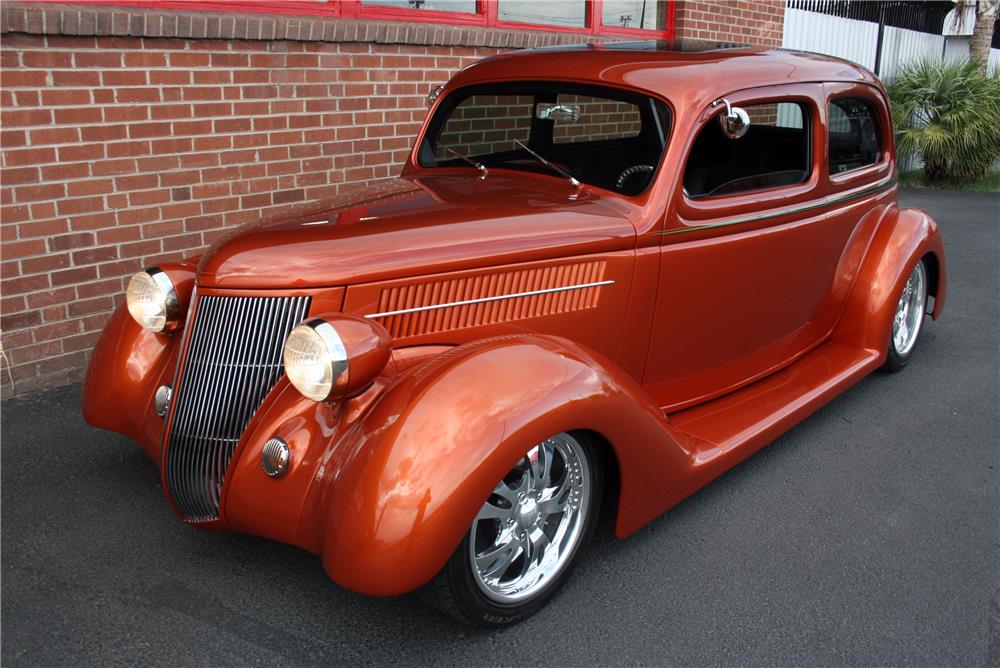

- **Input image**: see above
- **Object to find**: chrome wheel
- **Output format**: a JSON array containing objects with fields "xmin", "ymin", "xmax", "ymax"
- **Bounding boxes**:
[
  {"xmin": 892, "ymin": 261, "xmax": 927, "ymax": 357},
  {"xmin": 469, "ymin": 433, "xmax": 592, "ymax": 604}
]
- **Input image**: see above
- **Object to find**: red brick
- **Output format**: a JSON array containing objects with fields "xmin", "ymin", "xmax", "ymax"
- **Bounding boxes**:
[
  {"xmin": 1, "ymin": 130, "xmax": 27, "ymax": 147},
  {"xmin": 29, "ymin": 127, "xmax": 80, "ymax": 146},
  {"xmin": 101, "ymin": 70, "xmax": 148, "ymax": 86},
  {"xmin": 57, "ymin": 196, "xmax": 106, "ymax": 216},
  {"xmin": 15, "ymin": 183, "xmax": 66, "ymax": 202},
  {"xmin": 1, "ymin": 108, "xmax": 52, "ymax": 127},
  {"xmin": 74, "ymin": 52, "xmax": 122, "ymax": 68},
  {"xmin": 51, "ymin": 266, "xmax": 98, "ymax": 287},
  {"xmin": 41, "ymin": 88, "xmax": 92, "ymax": 106},
  {"xmin": 58, "ymin": 143, "xmax": 105, "ymax": 162},
  {"xmin": 76, "ymin": 278, "xmax": 122, "ymax": 299},
  {"xmin": 53, "ymin": 106, "xmax": 104, "ymax": 125},
  {"xmin": 1, "ymin": 168, "xmax": 40, "ymax": 186},
  {"xmin": 40, "ymin": 163, "xmax": 90, "ymax": 181},
  {"xmin": 1, "ymin": 70, "xmax": 47, "ymax": 87},
  {"xmin": 21, "ymin": 252, "xmax": 71, "ymax": 274},
  {"xmin": 48, "ymin": 232, "xmax": 95, "ymax": 252}
]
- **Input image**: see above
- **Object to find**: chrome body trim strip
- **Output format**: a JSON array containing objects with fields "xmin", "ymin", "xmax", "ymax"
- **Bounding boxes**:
[
  {"xmin": 364, "ymin": 280, "xmax": 615, "ymax": 320},
  {"xmin": 663, "ymin": 177, "xmax": 897, "ymax": 236}
]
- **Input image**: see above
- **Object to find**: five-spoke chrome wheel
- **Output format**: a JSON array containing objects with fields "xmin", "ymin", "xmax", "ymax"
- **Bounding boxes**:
[{"xmin": 469, "ymin": 433, "xmax": 592, "ymax": 603}]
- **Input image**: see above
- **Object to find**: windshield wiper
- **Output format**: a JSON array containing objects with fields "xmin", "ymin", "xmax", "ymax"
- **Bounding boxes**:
[
  {"xmin": 445, "ymin": 147, "xmax": 488, "ymax": 177},
  {"xmin": 513, "ymin": 139, "xmax": 581, "ymax": 189}
]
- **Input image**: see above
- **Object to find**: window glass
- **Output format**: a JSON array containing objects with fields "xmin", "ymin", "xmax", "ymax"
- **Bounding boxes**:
[
  {"xmin": 432, "ymin": 94, "xmax": 534, "ymax": 161},
  {"xmin": 684, "ymin": 101, "xmax": 810, "ymax": 198},
  {"xmin": 420, "ymin": 83, "xmax": 670, "ymax": 195},
  {"xmin": 828, "ymin": 97, "xmax": 881, "ymax": 174},
  {"xmin": 602, "ymin": 0, "xmax": 667, "ymax": 30},
  {"xmin": 363, "ymin": 0, "xmax": 477, "ymax": 12},
  {"xmin": 552, "ymin": 94, "xmax": 641, "ymax": 144},
  {"xmin": 498, "ymin": 0, "xmax": 586, "ymax": 27}
]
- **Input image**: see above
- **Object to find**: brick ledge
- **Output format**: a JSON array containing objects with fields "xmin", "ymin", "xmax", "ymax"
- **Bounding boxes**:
[{"xmin": 1, "ymin": 2, "xmax": 618, "ymax": 48}]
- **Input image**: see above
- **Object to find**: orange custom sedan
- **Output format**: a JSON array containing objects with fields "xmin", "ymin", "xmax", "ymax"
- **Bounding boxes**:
[{"xmin": 83, "ymin": 40, "xmax": 946, "ymax": 626}]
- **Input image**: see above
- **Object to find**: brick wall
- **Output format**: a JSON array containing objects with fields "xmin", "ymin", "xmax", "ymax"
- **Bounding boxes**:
[
  {"xmin": 0, "ymin": 33, "xmax": 500, "ymax": 395},
  {"xmin": 0, "ymin": 1, "xmax": 784, "ymax": 397},
  {"xmin": 674, "ymin": 0, "xmax": 785, "ymax": 47}
]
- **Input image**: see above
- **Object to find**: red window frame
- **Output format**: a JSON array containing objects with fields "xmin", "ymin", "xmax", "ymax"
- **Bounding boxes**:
[{"xmin": 25, "ymin": 0, "xmax": 675, "ymax": 39}]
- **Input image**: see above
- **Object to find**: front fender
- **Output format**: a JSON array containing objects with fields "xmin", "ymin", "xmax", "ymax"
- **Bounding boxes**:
[
  {"xmin": 832, "ymin": 205, "xmax": 946, "ymax": 356},
  {"xmin": 81, "ymin": 262, "xmax": 196, "ymax": 460},
  {"xmin": 315, "ymin": 335, "xmax": 693, "ymax": 596}
]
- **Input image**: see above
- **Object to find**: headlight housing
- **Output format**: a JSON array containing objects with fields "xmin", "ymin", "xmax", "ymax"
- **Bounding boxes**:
[
  {"xmin": 283, "ymin": 320, "xmax": 349, "ymax": 402},
  {"xmin": 283, "ymin": 315, "xmax": 390, "ymax": 402},
  {"xmin": 126, "ymin": 268, "xmax": 180, "ymax": 332}
]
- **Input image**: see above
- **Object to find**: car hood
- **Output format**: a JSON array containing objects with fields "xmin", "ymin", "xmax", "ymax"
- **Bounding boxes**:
[{"xmin": 196, "ymin": 173, "xmax": 638, "ymax": 289}]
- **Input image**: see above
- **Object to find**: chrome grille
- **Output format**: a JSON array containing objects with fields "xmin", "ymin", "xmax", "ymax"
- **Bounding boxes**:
[{"xmin": 164, "ymin": 295, "xmax": 311, "ymax": 521}]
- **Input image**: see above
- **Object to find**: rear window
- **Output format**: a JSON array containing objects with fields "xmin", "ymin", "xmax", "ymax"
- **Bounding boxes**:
[
  {"xmin": 828, "ymin": 97, "xmax": 882, "ymax": 174},
  {"xmin": 684, "ymin": 101, "xmax": 811, "ymax": 198},
  {"xmin": 420, "ymin": 83, "xmax": 671, "ymax": 196}
]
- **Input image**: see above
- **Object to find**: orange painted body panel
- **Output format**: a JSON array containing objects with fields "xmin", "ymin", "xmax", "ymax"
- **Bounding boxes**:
[{"xmin": 82, "ymin": 46, "xmax": 947, "ymax": 597}]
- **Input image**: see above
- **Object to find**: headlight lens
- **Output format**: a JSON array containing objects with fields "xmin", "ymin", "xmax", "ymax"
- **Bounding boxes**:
[
  {"xmin": 283, "ymin": 320, "xmax": 348, "ymax": 402},
  {"xmin": 126, "ymin": 268, "xmax": 178, "ymax": 332}
]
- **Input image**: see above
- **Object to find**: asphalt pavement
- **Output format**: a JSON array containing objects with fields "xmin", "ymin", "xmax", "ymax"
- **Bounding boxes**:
[{"xmin": 2, "ymin": 188, "xmax": 998, "ymax": 666}]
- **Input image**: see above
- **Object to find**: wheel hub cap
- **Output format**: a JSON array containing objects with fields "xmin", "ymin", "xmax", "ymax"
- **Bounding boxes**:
[{"xmin": 516, "ymin": 497, "xmax": 540, "ymax": 528}]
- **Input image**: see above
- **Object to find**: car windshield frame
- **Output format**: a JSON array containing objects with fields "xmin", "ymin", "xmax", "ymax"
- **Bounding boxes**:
[{"xmin": 417, "ymin": 81, "xmax": 672, "ymax": 197}]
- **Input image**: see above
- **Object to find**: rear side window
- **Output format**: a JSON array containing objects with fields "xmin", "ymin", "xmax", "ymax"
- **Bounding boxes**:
[
  {"xmin": 684, "ymin": 101, "xmax": 811, "ymax": 198},
  {"xmin": 828, "ymin": 97, "xmax": 882, "ymax": 174}
]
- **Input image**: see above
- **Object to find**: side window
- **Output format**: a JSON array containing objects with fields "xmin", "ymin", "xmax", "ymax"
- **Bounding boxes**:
[
  {"xmin": 828, "ymin": 97, "xmax": 882, "ymax": 174},
  {"xmin": 684, "ymin": 101, "xmax": 810, "ymax": 198}
]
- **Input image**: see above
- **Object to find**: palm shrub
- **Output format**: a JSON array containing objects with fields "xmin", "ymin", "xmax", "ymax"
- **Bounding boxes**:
[{"xmin": 887, "ymin": 59, "xmax": 1000, "ymax": 183}]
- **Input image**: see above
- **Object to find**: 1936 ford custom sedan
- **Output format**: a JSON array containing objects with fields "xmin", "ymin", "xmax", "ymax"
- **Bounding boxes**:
[{"xmin": 83, "ymin": 41, "xmax": 947, "ymax": 626}]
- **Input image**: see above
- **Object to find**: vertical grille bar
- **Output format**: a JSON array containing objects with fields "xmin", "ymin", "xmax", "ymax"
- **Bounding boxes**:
[{"xmin": 164, "ymin": 295, "xmax": 311, "ymax": 521}]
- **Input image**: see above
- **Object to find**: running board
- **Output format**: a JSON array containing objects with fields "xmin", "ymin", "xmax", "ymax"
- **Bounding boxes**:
[{"xmin": 668, "ymin": 342, "xmax": 881, "ymax": 473}]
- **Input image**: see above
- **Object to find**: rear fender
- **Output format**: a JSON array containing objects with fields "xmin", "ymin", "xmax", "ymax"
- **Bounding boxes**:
[
  {"xmin": 832, "ymin": 206, "xmax": 946, "ymax": 356},
  {"xmin": 316, "ymin": 335, "xmax": 692, "ymax": 596}
]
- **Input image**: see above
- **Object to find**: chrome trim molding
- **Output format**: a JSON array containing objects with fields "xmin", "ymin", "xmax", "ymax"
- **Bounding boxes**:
[
  {"xmin": 664, "ymin": 177, "xmax": 897, "ymax": 236},
  {"xmin": 365, "ymin": 280, "xmax": 615, "ymax": 320}
]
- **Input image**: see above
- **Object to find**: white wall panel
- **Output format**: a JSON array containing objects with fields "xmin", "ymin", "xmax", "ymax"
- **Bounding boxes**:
[
  {"xmin": 783, "ymin": 8, "xmax": 954, "ymax": 83},
  {"xmin": 782, "ymin": 8, "xmax": 878, "ymax": 71},
  {"xmin": 880, "ymin": 27, "xmax": 945, "ymax": 80}
]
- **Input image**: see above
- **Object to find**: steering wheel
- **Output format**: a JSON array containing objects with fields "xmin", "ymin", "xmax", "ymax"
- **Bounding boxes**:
[{"xmin": 615, "ymin": 164, "xmax": 655, "ymax": 193}]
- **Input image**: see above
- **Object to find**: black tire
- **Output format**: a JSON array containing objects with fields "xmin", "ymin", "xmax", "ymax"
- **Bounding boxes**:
[
  {"xmin": 420, "ymin": 431, "xmax": 603, "ymax": 626},
  {"xmin": 882, "ymin": 258, "xmax": 928, "ymax": 372}
]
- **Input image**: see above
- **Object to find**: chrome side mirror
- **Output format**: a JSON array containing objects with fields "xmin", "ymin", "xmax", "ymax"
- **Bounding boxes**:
[
  {"xmin": 714, "ymin": 98, "xmax": 750, "ymax": 139},
  {"xmin": 427, "ymin": 85, "xmax": 444, "ymax": 108},
  {"xmin": 535, "ymin": 102, "xmax": 581, "ymax": 123}
]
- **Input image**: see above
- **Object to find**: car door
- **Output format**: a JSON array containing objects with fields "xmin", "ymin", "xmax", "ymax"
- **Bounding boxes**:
[{"xmin": 643, "ymin": 83, "xmax": 863, "ymax": 411}]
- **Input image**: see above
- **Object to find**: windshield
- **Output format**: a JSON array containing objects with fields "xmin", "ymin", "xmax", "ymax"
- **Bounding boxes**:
[{"xmin": 418, "ymin": 83, "xmax": 671, "ymax": 196}]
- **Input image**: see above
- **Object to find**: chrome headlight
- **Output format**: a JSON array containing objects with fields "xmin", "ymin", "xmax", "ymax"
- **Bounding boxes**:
[
  {"xmin": 283, "ymin": 319, "xmax": 349, "ymax": 402},
  {"xmin": 126, "ymin": 267, "xmax": 179, "ymax": 333}
]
